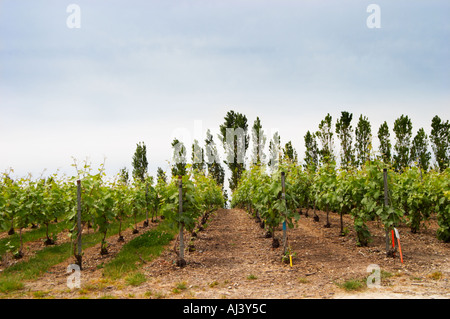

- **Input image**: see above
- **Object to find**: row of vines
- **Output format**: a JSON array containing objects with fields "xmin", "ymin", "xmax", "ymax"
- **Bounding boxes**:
[
  {"xmin": 0, "ymin": 163, "xmax": 224, "ymax": 268},
  {"xmin": 231, "ymin": 159, "xmax": 450, "ymax": 258}
]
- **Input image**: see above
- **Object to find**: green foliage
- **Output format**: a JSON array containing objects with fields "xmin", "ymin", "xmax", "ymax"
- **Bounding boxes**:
[
  {"xmin": 335, "ymin": 111, "xmax": 355, "ymax": 170},
  {"xmin": 70, "ymin": 162, "xmax": 119, "ymax": 254},
  {"xmin": 393, "ymin": 115, "xmax": 413, "ymax": 171},
  {"xmin": 132, "ymin": 142, "xmax": 148, "ymax": 183},
  {"xmin": 232, "ymin": 154, "xmax": 450, "ymax": 247},
  {"xmin": 205, "ymin": 129, "xmax": 225, "ymax": 189},
  {"xmin": 161, "ymin": 171, "xmax": 224, "ymax": 233},
  {"xmin": 378, "ymin": 121, "xmax": 392, "ymax": 165},
  {"xmin": 191, "ymin": 139, "xmax": 205, "ymax": 172},
  {"xmin": 268, "ymin": 132, "xmax": 281, "ymax": 171},
  {"xmin": 231, "ymin": 162, "xmax": 300, "ymax": 247},
  {"xmin": 119, "ymin": 167, "xmax": 129, "ymax": 185},
  {"xmin": 355, "ymin": 114, "xmax": 372, "ymax": 168},
  {"xmin": 0, "ymin": 171, "xmax": 75, "ymax": 256},
  {"xmin": 316, "ymin": 113, "xmax": 335, "ymax": 165},
  {"xmin": 251, "ymin": 117, "xmax": 267, "ymax": 165},
  {"xmin": 161, "ymin": 175, "xmax": 200, "ymax": 232},
  {"xmin": 0, "ymin": 173, "xmax": 22, "ymax": 234},
  {"xmin": 430, "ymin": 115, "xmax": 450, "ymax": 172},
  {"xmin": 283, "ymin": 141, "xmax": 297, "ymax": 163},
  {"xmin": 156, "ymin": 167, "xmax": 167, "ymax": 186},
  {"xmin": 219, "ymin": 110, "xmax": 249, "ymax": 191},
  {"xmin": 171, "ymin": 138, "xmax": 187, "ymax": 178},
  {"xmin": 410, "ymin": 128, "xmax": 431, "ymax": 172},
  {"xmin": 428, "ymin": 168, "xmax": 450, "ymax": 242},
  {"xmin": 390, "ymin": 167, "xmax": 431, "ymax": 233},
  {"xmin": 0, "ymin": 158, "xmax": 222, "ymax": 267},
  {"xmin": 303, "ymin": 130, "xmax": 319, "ymax": 172},
  {"xmin": 313, "ymin": 162, "xmax": 338, "ymax": 213}
]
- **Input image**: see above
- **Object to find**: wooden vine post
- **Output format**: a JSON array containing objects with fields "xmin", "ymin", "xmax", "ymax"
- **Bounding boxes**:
[
  {"xmin": 281, "ymin": 171, "xmax": 287, "ymax": 255},
  {"xmin": 144, "ymin": 182, "xmax": 149, "ymax": 227},
  {"xmin": 177, "ymin": 175, "xmax": 186, "ymax": 267},
  {"xmin": 419, "ymin": 158, "xmax": 423, "ymax": 182},
  {"xmin": 383, "ymin": 169, "xmax": 394, "ymax": 257},
  {"xmin": 76, "ymin": 180, "xmax": 82, "ymax": 270}
]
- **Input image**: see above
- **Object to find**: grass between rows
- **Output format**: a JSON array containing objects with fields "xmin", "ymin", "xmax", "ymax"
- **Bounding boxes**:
[
  {"xmin": 102, "ymin": 221, "xmax": 176, "ymax": 280},
  {"xmin": 0, "ymin": 214, "xmax": 152, "ymax": 294},
  {"xmin": 0, "ymin": 221, "xmax": 70, "ymax": 260},
  {"xmin": 335, "ymin": 269, "xmax": 394, "ymax": 292},
  {"xmin": 63, "ymin": 221, "xmax": 177, "ymax": 298}
]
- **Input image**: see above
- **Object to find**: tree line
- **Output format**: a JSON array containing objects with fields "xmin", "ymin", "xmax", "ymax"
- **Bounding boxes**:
[
  {"xmin": 124, "ymin": 111, "xmax": 449, "ymax": 196},
  {"xmin": 303, "ymin": 113, "xmax": 449, "ymax": 174}
]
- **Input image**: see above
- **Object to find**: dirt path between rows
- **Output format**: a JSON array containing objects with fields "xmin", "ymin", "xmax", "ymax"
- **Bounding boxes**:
[
  {"xmin": 127, "ymin": 208, "xmax": 449, "ymax": 299},
  {"xmin": 11, "ymin": 208, "xmax": 450, "ymax": 299}
]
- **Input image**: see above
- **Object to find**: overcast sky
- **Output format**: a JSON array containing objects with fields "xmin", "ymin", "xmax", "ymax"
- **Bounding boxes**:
[{"xmin": 0, "ymin": 0, "xmax": 449, "ymax": 181}]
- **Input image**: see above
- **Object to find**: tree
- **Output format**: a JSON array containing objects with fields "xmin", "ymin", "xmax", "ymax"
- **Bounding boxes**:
[
  {"xmin": 430, "ymin": 115, "xmax": 450, "ymax": 171},
  {"xmin": 304, "ymin": 130, "xmax": 319, "ymax": 171},
  {"xmin": 411, "ymin": 128, "xmax": 431, "ymax": 172},
  {"xmin": 378, "ymin": 121, "xmax": 391, "ymax": 165},
  {"xmin": 171, "ymin": 138, "xmax": 187, "ymax": 177},
  {"xmin": 132, "ymin": 142, "xmax": 148, "ymax": 182},
  {"xmin": 191, "ymin": 139, "xmax": 205, "ymax": 172},
  {"xmin": 219, "ymin": 111, "xmax": 249, "ymax": 191},
  {"xmin": 156, "ymin": 167, "xmax": 167, "ymax": 186},
  {"xmin": 393, "ymin": 115, "xmax": 413, "ymax": 171},
  {"xmin": 268, "ymin": 131, "xmax": 281, "ymax": 171},
  {"xmin": 335, "ymin": 111, "xmax": 354, "ymax": 170},
  {"xmin": 316, "ymin": 113, "xmax": 335, "ymax": 165},
  {"xmin": 283, "ymin": 141, "xmax": 297, "ymax": 163},
  {"xmin": 119, "ymin": 167, "xmax": 129, "ymax": 185},
  {"xmin": 251, "ymin": 117, "xmax": 267, "ymax": 166},
  {"xmin": 154, "ymin": 167, "xmax": 167, "ymax": 224},
  {"xmin": 355, "ymin": 115, "xmax": 372, "ymax": 167},
  {"xmin": 205, "ymin": 129, "xmax": 225, "ymax": 188}
]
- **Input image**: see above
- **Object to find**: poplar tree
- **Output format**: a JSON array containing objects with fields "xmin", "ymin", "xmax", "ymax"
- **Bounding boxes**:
[
  {"xmin": 283, "ymin": 141, "xmax": 297, "ymax": 163},
  {"xmin": 355, "ymin": 115, "xmax": 372, "ymax": 167},
  {"xmin": 132, "ymin": 142, "xmax": 148, "ymax": 183},
  {"xmin": 205, "ymin": 129, "xmax": 225, "ymax": 188},
  {"xmin": 378, "ymin": 121, "xmax": 392, "ymax": 165},
  {"xmin": 411, "ymin": 128, "xmax": 431, "ymax": 172},
  {"xmin": 171, "ymin": 138, "xmax": 187, "ymax": 177},
  {"xmin": 268, "ymin": 131, "xmax": 281, "ymax": 171},
  {"xmin": 393, "ymin": 115, "xmax": 413, "ymax": 171},
  {"xmin": 119, "ymin": 167, "xmax": 129, "ymax": 185},
  {"xmin": 335, "ymin": 111, "xmax": 354, "ymax": 170},
  {"xmin": 251, "ymin": 117, "xmax": 266, "ymax": 166},
  {"xmin": 219, "ymin": 111, "xmax": 249, "ymax": 191},
  {"xmin": 191, "ymin": 139, "xmax": 205, "ymax": 172},
  {"xmin": 316, "ymin": 113, "xmax": 335, "ymax": 165},
  {"xmin": 156, "ymin": 167, "xmax": 167, "ymax": 186},
  {"xmin": 430, "ymin": 115, "xmax": 450, "ymax": 171},
  {"xmin": 304, "ymin": 130, "xmax": 319, "ymax": 171}
]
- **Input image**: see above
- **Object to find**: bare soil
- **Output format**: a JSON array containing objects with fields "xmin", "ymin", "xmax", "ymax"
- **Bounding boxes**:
[{"xmin": 5, "ymin": 209, "xmax": 450, "ymax": 299}]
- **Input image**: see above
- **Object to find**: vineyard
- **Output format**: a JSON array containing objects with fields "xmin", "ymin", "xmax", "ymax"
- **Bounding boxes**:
[
  {"xmin": 232, "ymin": 160, "xmax": 450, "ymax": 252},
  {"xmin": 0, "ymin": 161, "xmax": 224, "ymax": 296},
  {"xmin": 0, "ymin": 158, "xmax": 449, "ymax": 299},
  {"xmin": 3, "ymin": 0, "xmax": 450, "ymax": 307},
  {"xmin": 0, "ymin": 111, "xmax": 449, "ymax": 299}
]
